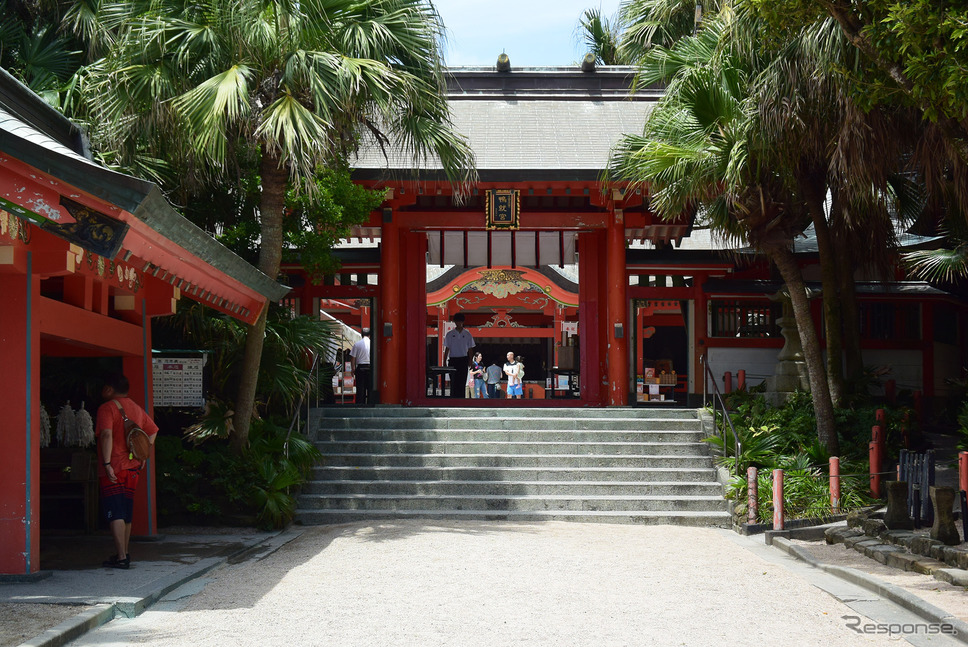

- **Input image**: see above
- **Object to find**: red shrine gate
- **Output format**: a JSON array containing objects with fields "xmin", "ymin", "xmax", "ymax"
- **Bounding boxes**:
[{"xmin": 284, "ymin": 179, "xmax": 694, "ymax": 406}]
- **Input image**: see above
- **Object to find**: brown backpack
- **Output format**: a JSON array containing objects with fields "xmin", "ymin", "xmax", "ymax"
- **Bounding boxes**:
[{"xmin": 114, "ymin": 400, "xmax": 151, "ymax": 462}]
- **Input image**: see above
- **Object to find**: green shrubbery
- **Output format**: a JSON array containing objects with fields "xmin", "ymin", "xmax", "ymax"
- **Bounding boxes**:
[
  {"xmin": 152, "ymin": 302, "xmax": 334, "ymax": 529},
  {"xmin": 706, "ymin": 389, "xmax": 916, "ymax": 523},
  {"xmin": 156, "ymin": 417, "xmax": 321, "ymax": 529}
]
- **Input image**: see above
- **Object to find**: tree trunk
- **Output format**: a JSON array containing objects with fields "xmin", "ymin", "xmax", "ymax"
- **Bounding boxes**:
[
  {"xmin": 770, "ymin": 245, "xmax": 840, "ymax": 455},
  {"xmin": 800, "ymin": 174, "xmax": 844, "ymax": 406},
  {"xmin": 833, "ymin": 213, "xmax": 864, "ymax": 384},
  {"xmin": 232, "ymin": 147, "xmax": 289, "ymax": 451}
]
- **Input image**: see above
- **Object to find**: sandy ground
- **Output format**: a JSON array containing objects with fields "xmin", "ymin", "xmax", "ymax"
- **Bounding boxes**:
[
  {"xmin": 65, "ymin": 521, "xmax": 905, "ymax": 647},
  {"xmin": 0, "ymin": 603, "xmax": 89, "ymax": 647}
]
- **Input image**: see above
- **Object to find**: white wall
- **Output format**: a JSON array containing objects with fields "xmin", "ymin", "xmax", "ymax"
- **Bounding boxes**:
[
  {"xmin": 934, "ymin": 342, "xmax": 962, "ymax": 396},
  {"xmin": 704, "ymin": 347, "xmax": 781, "ymax": 393},
  {"xmin": 862, "ymin": 349, "xmax": 922, "ymax": 394}
]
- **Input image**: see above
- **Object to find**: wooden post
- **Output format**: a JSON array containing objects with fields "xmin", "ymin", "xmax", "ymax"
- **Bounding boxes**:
[
  {"xmin": 773, "ymin": 469, "xmax": 784, "ymax": 531},
  {"xmin": 379, "ymin": 211, "xmax": 401, "ymax": 403},
  {"xmin": 723, "ymin": 371, "xmax": 732, "ymax": 394},
  {"xmin": 0, "ymin": 264, "xmax": 40, "ymax": 575},
  {"xmin": 960, "ymin": 451, "xmax": 968, "ymax": 494},
  {"xmin": 737, "ymin": 369, "xmax": 746, "ymax": 391},
  {"xmin": 605, "ymin": 209, "xmax": 628, "ymax": 405},
  {"xmin": 829, "ymin": 456, "xmax": 841, "ymax": 514},
  {"xmin": 870, "ymin": 425, "xmax": 884, "ymax": 498},
  {"xmin": 747, "ymin": 466, "xmax": 758, "ymax": 524},
  {"xmin": 870, "ymin": 442, "xmax": 880, "ymax": 499}
]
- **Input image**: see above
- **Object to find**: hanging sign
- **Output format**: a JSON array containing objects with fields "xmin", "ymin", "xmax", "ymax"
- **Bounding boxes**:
[
  {"xmin": 46, "ymin": 197, "xmax": 128, "ymax": 259},
  {"xmin": 485, "ymin": 189, "xmax": 520, "ymax": 230}
]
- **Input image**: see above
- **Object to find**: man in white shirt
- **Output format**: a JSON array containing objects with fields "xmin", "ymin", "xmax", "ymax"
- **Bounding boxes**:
[
  {"xmin": 350, "ymin": 328, "xmax": 371, "ymax": 405},
  {"xmin": 503, "ymin": 351, "xmax": 522, "ymax": 399},
  {"xmin": 442, "ymin": 313, "xmax": 475, "ymax": 399}
]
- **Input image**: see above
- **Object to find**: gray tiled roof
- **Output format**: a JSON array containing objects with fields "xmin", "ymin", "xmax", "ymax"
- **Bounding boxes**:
[
  {"xmin": 355, "ymin": 99, "xmax": 654, "ymax": 171},
  {"xmin": 0, "ymin": 106, "xmax": 96, "ymax": 167}
]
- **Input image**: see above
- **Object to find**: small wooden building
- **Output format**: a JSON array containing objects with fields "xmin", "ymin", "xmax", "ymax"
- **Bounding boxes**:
[{"xmin": 0, "ymin": 68, "xmax": 287, "ymax": 576}]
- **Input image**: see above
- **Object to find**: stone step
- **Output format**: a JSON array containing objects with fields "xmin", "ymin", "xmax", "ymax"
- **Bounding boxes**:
[
  {"xmin": 311, "ymin": 407, "xmax": 699, "ymax": 420},
  {"xmin": 302, "ymin": 479, "xmax": 726, "ymax": 497},
  {"xmin": 294, "ymin": 508, "xmax": 732, "ymax": 526},
  {"xmin": 297, "ymin": 406, "xmax": 726, "ymax": 527},
  {"xmin": 309, "ymin": 465, "xmax": 720, "ymax": 482},
  {"xmin": 297, "ymin": 493, "xmax": 728, "ymax": 513},
  {"xmin": 314, "ymin": 440, "xmax": 709, "ymax": 456},
  {"xmin": 314, "ymin": 417, "xmax": 702, "ymax": 432},
  {"xmin": 320, "ymin": 453, "xmax": 714, "ymax": 469},
  {"xmin": 315, "ymin": 429, "xmax": 705, "ymax": 443}
]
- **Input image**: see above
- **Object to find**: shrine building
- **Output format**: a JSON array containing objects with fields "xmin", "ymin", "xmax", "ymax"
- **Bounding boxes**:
[
  {"xmin": 282, "ymin": 63, "xmax": 967, "ymax": 408},
  {"xmin": 0, "ymin": 68, "xmax": 287, "ymax": 576}
]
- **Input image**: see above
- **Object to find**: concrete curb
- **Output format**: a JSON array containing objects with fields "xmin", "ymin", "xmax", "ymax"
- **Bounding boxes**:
[
  {"xmin": 772, "ymin": 537, "xmax": 968, "ymax": 644},
  {"xmin": 16, "ymin": 529, "xmax": 303, "ymax": 647},
  {"xmin": 16, "ymin": 603, "xmax": 115, "ymax": 647}
]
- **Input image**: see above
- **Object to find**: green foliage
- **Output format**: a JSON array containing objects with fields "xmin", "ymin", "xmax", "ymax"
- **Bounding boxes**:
[
  {"xmin": 577, "ymin": 8, "xmax": 627, "ymax": 65},
  {"xmin": 155, "ymin": 417, "xmax": 321, "ymax": 528},
  {"xmin": 955, "ymin": 400, "xmax": 968, "ymax": 452},
  {"xmin": 153, "ymin": 300, "xmax": 340, "ymax": 418},
  {"xmin": 286, "ymin": 166, "xmax": 386, "ymax": 282},
  {"xmin": 733, "ymin": 468, "xmax": 873, "ymax": 525},
  {"xmin": 708, "ymin": 390, "xmax": 907, "ymax": 521}
]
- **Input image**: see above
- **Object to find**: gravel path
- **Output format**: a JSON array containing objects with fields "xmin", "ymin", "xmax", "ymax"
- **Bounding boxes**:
[
  {"xmin": 0, "ymin": 603, "xmax": 88, "ymax": 647},
  {"xmin": 71, "ymin": 521, "xmax": 898, "ymax": 647}
]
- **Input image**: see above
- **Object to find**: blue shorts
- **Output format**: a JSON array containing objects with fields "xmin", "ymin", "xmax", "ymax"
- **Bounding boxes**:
[
  {"xmin": 100, "ymin": 469, "xmax": 139, "ymax": 524},
  {"xmin": 508, "ymin": 383, "xmax": 523, "ymax": 396}
]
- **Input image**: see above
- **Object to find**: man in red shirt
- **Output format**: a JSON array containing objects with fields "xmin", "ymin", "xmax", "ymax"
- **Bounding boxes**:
[{"xmin": 96, "ymin": 373, "xmax": 159, "ymax": 569}]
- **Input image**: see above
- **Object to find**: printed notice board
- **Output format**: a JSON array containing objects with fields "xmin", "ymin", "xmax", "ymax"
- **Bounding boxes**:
[{"xmin": 152, "ymin": 356, "xmax": 205, "ymax": 407}]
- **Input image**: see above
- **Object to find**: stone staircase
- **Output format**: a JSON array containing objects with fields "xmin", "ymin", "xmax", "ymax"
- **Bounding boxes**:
[{"xmin": 295, "ymin": 407, "xmax": 730, "ymax": 526}]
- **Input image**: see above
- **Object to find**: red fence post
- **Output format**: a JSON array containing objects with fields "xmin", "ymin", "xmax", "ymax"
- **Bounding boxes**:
[
  {"xmin": 829, "ymin": 457, "xmax": 841, "ymax": 514},
  {"xmin": 901, "ymin": 412, "xmax": 910, "ymax": 449},
  {"xmin": 870, "ymin": 425, "xmax": 884, "ymax": 498},
  {"xmin": 773, "ymin": 469, "xmax": 784, "ymax": 531},
  {"xmin": 723, "ymin": 371, "xmax": 732, "ymax": 394},
  {"xmin": 747, "ymin": 466, "xmax": 758, "ymax": 524},
  {"xmin": 737, "ymin": 369, "xmax": 746, "ymax": 391}
]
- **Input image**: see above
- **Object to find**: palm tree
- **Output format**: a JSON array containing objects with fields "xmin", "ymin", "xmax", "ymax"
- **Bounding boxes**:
[
  {"xmin": 618, "ymin": 0, "xmax": 720, "ymax": 63},
  {"xmin": 82, "ymin": 0, "xmax": 476, "ymax": 448},
  {"xmin": 577, "ymin": 8, "xmax": 626, "ymax": 65},
  {"xmin": 609, "ymin": 11, "xmax": 841, "ymax": 453}
]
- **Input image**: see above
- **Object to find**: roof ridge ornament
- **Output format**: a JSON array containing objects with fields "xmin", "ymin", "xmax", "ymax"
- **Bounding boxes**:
[{"xmin": 496, "ymin": 52, "xmax": 511, "ymax": 73}]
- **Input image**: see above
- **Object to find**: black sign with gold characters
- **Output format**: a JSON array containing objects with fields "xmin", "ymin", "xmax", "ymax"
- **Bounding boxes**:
[
  {"xmin": 46, "ymin": 197, "xmax": 129, "ymax": 259},
  {"xmin": 485, "ymin": 189, "xmax": 520, "ymax": 230}
]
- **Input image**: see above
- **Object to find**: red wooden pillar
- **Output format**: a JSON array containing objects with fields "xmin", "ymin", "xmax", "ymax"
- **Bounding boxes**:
[
  {"xmin": 694, "ymin": 277, "xmax": 708, "ymax": 395},
  {"xmin": 403, "ymin": 229, "xmax": 426, "ymax": 404},
  {"xmin": 380, "ymin": 211, "xmax": 402, "ymax": 404},
  {"xmin": 578, "ymin": 232, "xmax": 603, "ymax": 404},
  {"xmin": 0, "ymin": 256, "xmax": 41, "ymax": 574},
  {"xmin": 123, "ymin": 303, "xmax": 157, "ymax": 537},
  {"xmin": 606, "ymin": 209, "xmax": 628, "ymax": 405}
]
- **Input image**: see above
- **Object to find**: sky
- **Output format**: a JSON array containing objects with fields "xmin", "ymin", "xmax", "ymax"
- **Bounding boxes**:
[{"xmin": 433, "ymin": 0, "xmax": 623, "ymax": 67}]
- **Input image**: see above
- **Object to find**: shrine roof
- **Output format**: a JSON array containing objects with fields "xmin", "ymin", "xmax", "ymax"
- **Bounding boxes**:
[
  {"xmin": 0, "ymin": 67, "xmax": 288, "ymax": 308},
  {"xmin": 353, "ymin": 66, "xmax": 658, "ymax": 179}
]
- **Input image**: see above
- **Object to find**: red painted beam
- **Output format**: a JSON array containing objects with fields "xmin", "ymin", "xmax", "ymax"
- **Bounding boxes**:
[
  {"xmin": 390, "ymin": 211, "xmax": 610, "ymax": 230},
  {"xmin": 37, "ymin": 295, "xmax": 142, "ymax": 356}
]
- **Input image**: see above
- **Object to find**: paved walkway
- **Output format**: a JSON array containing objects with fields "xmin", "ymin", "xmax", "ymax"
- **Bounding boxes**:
[{"xmin": 42, "ymin": 521, "xmax": 959, "ymax": 647}]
